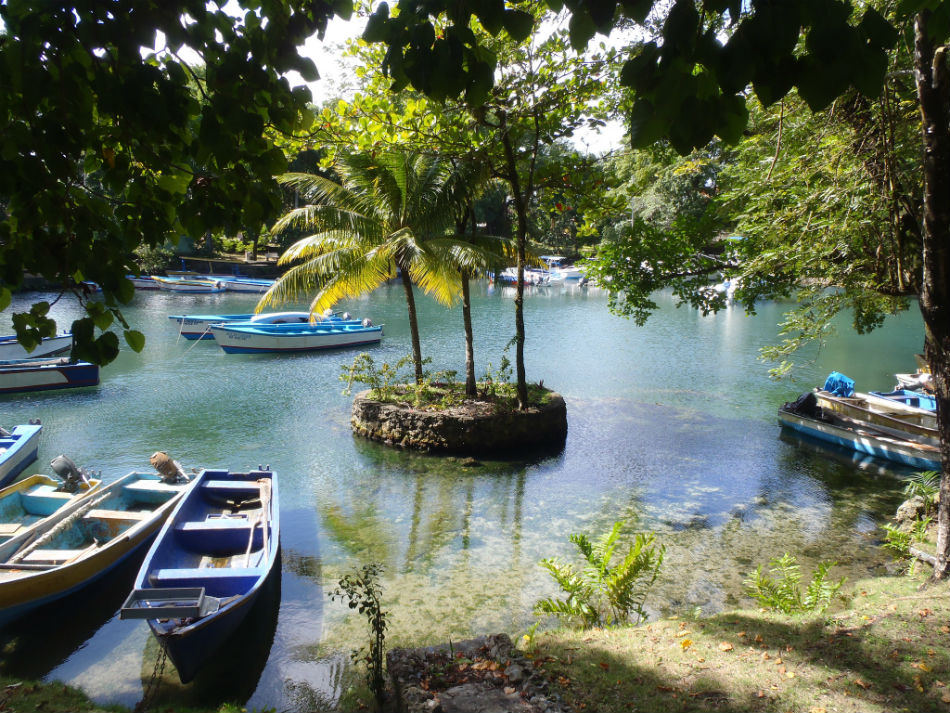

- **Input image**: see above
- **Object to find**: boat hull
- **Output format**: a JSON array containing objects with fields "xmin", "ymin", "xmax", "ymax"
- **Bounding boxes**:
[
  {"xmin": 0, "ymin": 472, "xmax": 191, "ymax": 627},
  {"xmin": 211, "ymin": 323, "xmax": 383, "ymax": 354},
  {"xmin": 0, "ymin": 334, "xmax": 72, "ymax": 360},
  {"xmin": 777, "ymin": 408, "xmax": 941, "ymax": 470},
  {"xmin": 0, "ymin": 424, "xmax": 42, "ymax": 487},
  {"xmin": 169, "ymin": 312, "xmax": 356, "ymax": 340},
  {"xmin": 152, "ymin": 276, "xmax": 227, "ymax": 293},
  {"xmin": 125, "ymin": 468, "xmax": 278, "ymax": 682},
  {"xmin": 0, "ymin": 359, "xmax": 99, "ymax": 394},
  {"xmin": 222, "ymin": 278, "xmax": 275, "ymax": 294}
]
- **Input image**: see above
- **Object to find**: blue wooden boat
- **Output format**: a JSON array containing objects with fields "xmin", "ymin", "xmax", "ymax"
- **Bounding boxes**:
[
  {"xmin": 121, "ymin": 467, "xmax": 278, "ymax": 683},
  {"xmin": 0, "ymin": 468, "xmax": 192, "ymax": 627},
  {"xmin": 778, "ymin": 394, "xmax": 941, "ymax": 470},
  {"xmin": 210, "ymin": 321, "xmax": 382, "ymax": 354},
  {"xmin": 0, "ymin": 424, "xmax": 42, "ymax": 487},
  {"xmin": 0, "ymin": 358, "xmax": 99, "ymax": 394},
  {"xmin": 868, "ymin": 389, "xmax": 937, "ymax": 413}
]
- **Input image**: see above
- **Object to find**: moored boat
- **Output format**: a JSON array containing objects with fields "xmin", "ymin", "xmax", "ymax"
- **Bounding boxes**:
[
  {"xmin": 813, "ymin": 389, "xmax": 939, "ymax": 445},
  {"xmin": 778, "ymin": 392, "xmax": 941, "ymax": 471},
  {"xmin": 867, "ymin": 389, "xmax": 937, "ymax": 414},
  {"xmin": 0, "ymin": 333, "xmax": 72, "ymax": 360},
  {"xmin": 168, "ymin": 311, "xmax": 356, "ymax": 340},
  {"xmin": 0, "ymin": 358, "xmax": 99, "ymax": 394},
  {"xmin": 0, "ymin": 457, "xmax": 102, "ymax": 543},
  {"xmin": 0, "ymin": 464, "xmax": 193, "ymax": 627},
  {"xmin": 0, "ymin": 423, "xmax": 43, "ymax": 487},
  {"xmin": 221, "ymin": 277, "xmax": 276, "ymax": 294},
  {"xmin": 121, "ymin": 467, "xmax": 278, "ymax": 683},
  {"xmin": 127, "ymin": 275, "xmax": 159, "ymax": 290},
  {"xmin": 152, "ymin": 276, "xmax": 228, "ymax": 293},
  {"xmin": 209, "ymin": 321, "xmax": 383, "ymax": 354}
]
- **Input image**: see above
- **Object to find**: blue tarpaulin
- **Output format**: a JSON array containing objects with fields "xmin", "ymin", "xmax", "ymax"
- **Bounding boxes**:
[{"xmin": 823, "ymin": 371, "xmax": 855, "ymax": 397}]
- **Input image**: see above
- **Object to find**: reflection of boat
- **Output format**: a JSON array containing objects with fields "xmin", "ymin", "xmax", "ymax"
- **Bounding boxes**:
[
  {"xmin": 210, "ymin": 321, "xmax": 382, "ymax": 354},
  {"xmin": 778, "ymin": 393, "xmax": 941, "ymax": 471},
  {"xmin": 0, "ymin": 358, "xmax": 99, "ymax": 394},
  {"xmin": 814, "ymin": 390, "xmax": 938, "ymax": 445},
  {"xmin": 0, "ymin": 468, "xmax": 192, "ymax": 627},
  {"xmin": 169, "ymin": 311, "xmax": 359, "ymax": 340},
  {"xmin": 0, "ymin": 333, "xmax": 72, "ymax": 360},
  {"xmin": 0, "ymin": 458, "xmax": 102, "ymax": 543},
  {"xmin": 0, "ymin": 424, "xmax": 42, "ymax": 487},
  {"xmin": 122, "ymin": 468, "xmax": 278, "ymax": 683},
  {"xmin": 152, "ymin": 276, "xmax": 228, "ymax": 293}
]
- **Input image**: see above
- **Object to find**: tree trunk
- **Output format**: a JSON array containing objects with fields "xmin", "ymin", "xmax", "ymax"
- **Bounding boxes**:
[
  {"xmin": 461, "ymin": 272, "xmax": 476, "ymax": 397},
  {"xmin": 400, "ymin": 267, "xmax": 425, "ymax": 384},
  {"xmin": 914, "ymin": 11, "xmax": 950, "ymax": 579},
  {"xmin": 456, "ymin": 213, "xmax": 477, "ymax": 397},
  {"xmin": 500, "ymin": 121, "xmax": 529, "ymax": 409}
]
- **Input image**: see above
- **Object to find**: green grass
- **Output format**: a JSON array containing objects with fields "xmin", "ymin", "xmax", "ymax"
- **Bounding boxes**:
[{"xmin": 528, "ymin": 568, "xmax": 949, "ymax": 713}]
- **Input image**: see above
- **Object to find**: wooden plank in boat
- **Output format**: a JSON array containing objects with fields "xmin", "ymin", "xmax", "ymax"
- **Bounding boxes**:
[{"xmin": 84, "ymin": 508, "xmax": 150, "ymax": 522}]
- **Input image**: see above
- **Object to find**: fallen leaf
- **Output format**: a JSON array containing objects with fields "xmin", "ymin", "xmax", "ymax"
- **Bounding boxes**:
[
  {"xmin": 810, "ymin": 708, "xmax": 827, "ymax": 713},
  {"xmin": 914, "ymin": 675, "xmax": 924, "ymax": 693},
  {"xmin": 888, "ymin": 604, "xmax": 898, "ymax": 611},
  {"xmin": 786, "ymin": 672, "xmax": 796, "ymax": 679},
  {"xmin": 737, "ymin": 631, "xmax": 746, "ymax": 638},
  {"xmin": 918, "ymin": 608, "xmax": 933, "ymax": 618},
  {"xmin": 675, "ymin": 630, "xmax": 691, "ymax": 638},
  {"xmin": 762, "ymin": 653, "xmax": 771, "ymax": 660},
  {"xmin": 504, "ymin": 686, "xmax": 516, "ymax": 694},
  {"xmin": 774, "ymin": 657, "xmax": 783, "ymax": 665},
  {"xmin": 680, "ymin": 639, "xmax": 693, "ymax": 650},
  {"xmin": 942, "ymin": 693, "xmax": 950, "ymax": 704},
  {"xmin": 696, "ymin": 657, "xmax": 705, "ymax": 663},
  {"xmin": 915, "ymin": 662, "xmax": 932, "ymax": 672},
  {"xmin": 854, "ymin": 679, "xmax": 871, "ymax": 689},
  {"xmin": 778, "ymin": 666, "xmax": 787, "ymax": 675},
  {"xmin": 657, "ymin": 685, "xmax": 674, "ymax": 692},
  {"xmin": 557, "ymin": 676, "xmax": 570, "ymax": 686},
  {"xmin": 599, "ymin": 662, "xmax": 610, "ymax": 671},
  {"xmin": 940, "ymin": 625, "xmax": 950, "ymax": 634},
  {"xmin": 719, "ymin": 642, "xmax": 734, "ymax": 652},
  {"xmin": 754, "ymin": 634, "xmax": 763, "ymax": 643},
  {"xmin": 756, "ymin": 690, "xmax": 766, "ymax": 698}
]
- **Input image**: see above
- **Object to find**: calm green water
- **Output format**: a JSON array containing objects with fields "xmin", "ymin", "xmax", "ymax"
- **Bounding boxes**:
[{"xmin": 0, "ymin": 283, "xmax": 925, "ymax": 710}]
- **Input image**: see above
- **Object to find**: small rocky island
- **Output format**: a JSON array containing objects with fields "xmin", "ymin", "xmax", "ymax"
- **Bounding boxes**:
[{"xmin": 351, "ymin": 388, "xmax": 568, "ymax": 454}]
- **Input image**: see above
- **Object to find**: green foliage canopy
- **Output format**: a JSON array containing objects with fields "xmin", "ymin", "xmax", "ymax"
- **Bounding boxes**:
[{"xmin": 0, "ymin": 0, "xmax": 350, "ymax": 362}]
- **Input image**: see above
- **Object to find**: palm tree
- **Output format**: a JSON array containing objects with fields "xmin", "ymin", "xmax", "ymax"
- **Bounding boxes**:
[{"xmin": 259, "ymin": 151, "xmax": 484, "ymax": 383}]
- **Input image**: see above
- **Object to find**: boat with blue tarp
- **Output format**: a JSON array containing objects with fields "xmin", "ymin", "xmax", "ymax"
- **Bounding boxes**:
[{"xmin": 121, "ymin": 467, "xmax": 278, "ymax": 683}]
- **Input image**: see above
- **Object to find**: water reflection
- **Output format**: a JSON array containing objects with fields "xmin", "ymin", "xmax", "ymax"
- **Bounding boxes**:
[{"xmin": 0, "ymin": 284, "xmax": 926, "ymax": 711}]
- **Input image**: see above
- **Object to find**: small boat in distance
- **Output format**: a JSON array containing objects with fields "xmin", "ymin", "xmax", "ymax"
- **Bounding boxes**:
[
  {"xmin": 121, "ymin": 467, "xmax": 278, "ymax": 683},
  {"xmin": 0, "ymin": 358, "xmax": 99, "ymax": 394},
  {"xmin": 222, "ymin": 277, "xmax": 276, "ymax": 294},
  {"xmin": 209, "ymin": 321, "xmax": 382, "ymax": 354},
  {"xmin": 126, "ymin": 275, "xmax": 159, "ymax": 290},
  {"xmin": 0, "ymin": 456, "xmax": 102, "ymax": 543},
  {"xmin": 152, "ymin": 276, "xmax": 228, "ymax": 293},
  {"xmin": 0, "ymin": 423, "xmax": 43, "ymax": 487},
  {"xmin": 0, "ymin": 333, "xmax": 72, "ymax": 360},
  {"xmin": 0, "ymin": 462, "xmax": 193, "ymax": 627}
]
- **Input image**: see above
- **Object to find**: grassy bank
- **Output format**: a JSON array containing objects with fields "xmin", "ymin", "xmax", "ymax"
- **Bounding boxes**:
[{"xmin": 529, "ymin": 568, "xmax": 948, "ymax": 713}]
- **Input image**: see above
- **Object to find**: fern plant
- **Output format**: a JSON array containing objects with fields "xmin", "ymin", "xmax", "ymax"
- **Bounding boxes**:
[
  {"xmin": 745, "ymin": 553, "xmax": 844, "ymax": 614},
  {"xmin": 535, "ymin": 522, "xmax": 664, "ymax": 627},
  {"xmin": 903, "ymin": 471, "xmax": 940, "ymax": 511}
]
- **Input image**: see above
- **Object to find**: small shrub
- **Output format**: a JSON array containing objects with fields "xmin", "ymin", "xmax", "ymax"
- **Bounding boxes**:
[
  {"xmin": 535, "ymin": 521, "xmax": 664, "ymax": 628},
  {"xmin": 745, "ymin": 553, "xmax": 844, "ymax": 614},
  {"xmin": 330, "ymin": 564, "xmax": 388, "ymax": 708},
  {"xmin": 340, "ymin": 353, "xmax": 413, "ymax": 401},
  {"xmin": 882, "ymin": 523, "xmax": 913, "ymax": 558}
]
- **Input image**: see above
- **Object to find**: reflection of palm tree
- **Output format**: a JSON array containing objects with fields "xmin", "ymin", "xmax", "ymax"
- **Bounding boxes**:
[{"xmin": 261, "ymin": 151, "xmax": 486, "ymax": 382}]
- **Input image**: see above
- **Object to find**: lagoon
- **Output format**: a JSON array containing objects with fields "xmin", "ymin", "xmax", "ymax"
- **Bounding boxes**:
[{"xmin": 0, "ymin": 282, "xmax": 925, "ymax": 710}]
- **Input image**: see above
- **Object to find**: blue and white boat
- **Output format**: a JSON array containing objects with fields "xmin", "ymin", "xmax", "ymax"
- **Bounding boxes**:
[
  {"xmin": 778, "ymin": 392, "xmax": 941, "ymax": 470},
  {"xmin": 0, "ymin": 424, "xmax": 43, "ymax": 487},
  {"xmin": 121, "ymin": 467, "xmax": 278, "ymax": 683},
  {"xmin": 168, "ymin": 311, "xmax": 358, "ymax": 340},
  {"xmin": 868, "ymin": 389, "xmax": 937, "ymax": 413},
  {"xmin": 0, "ymin": 333, "xmax": 72, "ymax": 360},
  {"xmin": 541, "ymin": 256, "xmax": 584, "ymax": 282},
  {"xmin": 0, "ymin": 358, "xmax": 99, "ymax": 394},
  {"xmin": 152, "ymin": 276, "xmax": 228, "ymax": 293},
  {"xmin": 209, "ymin": 321, "xmax": 382, "ymax": 354},
  {"xmin": 221, "ymin": 277, "xmax": 276, "ymax": 294}
]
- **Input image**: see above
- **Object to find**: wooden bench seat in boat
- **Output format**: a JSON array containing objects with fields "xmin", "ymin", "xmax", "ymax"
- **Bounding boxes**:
[
  {"xmin": 201, "ymin": 480, "xmax": 261, "ymax": 495},
  {"xmin": 122, "ymin": 479, "xmax": 183, "ymax": 505},
  {"xmin": 19, "ymin": 546, "xmax": 93, "ymax": 565},
  {"xmin": 149, "ymin": 566, "xmax": 261, "ymax": 596},
  {"xmin": 84, "ymin": 508, "xmax": 150, "ymax": 523},
  {"xmin": 0, "ymin": 523, "xmax": 23, "ymax": 537},
  {"xmin": 175, "ymin": 516, "xmax": 265, "ymax": 553}
]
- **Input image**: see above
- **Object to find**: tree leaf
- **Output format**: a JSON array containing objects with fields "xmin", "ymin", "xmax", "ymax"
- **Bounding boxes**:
[{"xmin": 124, "ymin": 329, "xmax": 146, "ymax": 352}]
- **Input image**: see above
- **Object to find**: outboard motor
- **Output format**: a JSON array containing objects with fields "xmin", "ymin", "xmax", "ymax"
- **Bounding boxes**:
[
  {"xmin": 50, "ymin": 454, "xmax": 93, "ymax": 492},
  {"xmin": 341, "ymin": 312, "xmax": 351, "ymax": 320},
  {"xmin": 362, "ymin": 318, "xmax": 373, "ymax": 327}
]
